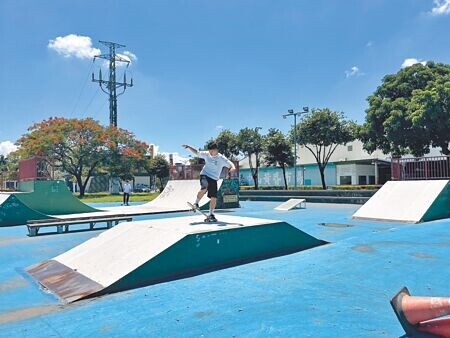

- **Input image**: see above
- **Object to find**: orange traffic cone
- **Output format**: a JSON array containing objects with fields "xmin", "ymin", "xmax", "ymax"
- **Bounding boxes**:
[{"xmin": 391, "ymin": 287, "xmax": 450, "ymax": 337}]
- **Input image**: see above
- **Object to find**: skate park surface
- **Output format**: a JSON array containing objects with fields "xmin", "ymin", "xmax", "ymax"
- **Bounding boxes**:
[{"xmin": 0, "ymin": 200, "xmax": 449, "ymax": 337}]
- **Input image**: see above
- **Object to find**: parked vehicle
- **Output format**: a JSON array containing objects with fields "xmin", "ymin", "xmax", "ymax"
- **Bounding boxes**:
[{"xmin": 134, "ymin": 184, "xmax": 151, "ymax": 192}]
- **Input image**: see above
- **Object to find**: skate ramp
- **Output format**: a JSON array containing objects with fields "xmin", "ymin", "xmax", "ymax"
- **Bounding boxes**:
[
  {"xmin": 27, "ymin": 215, "xmax": 327, "ymax": 303},
  {"xmin": 352, "ymin": 180, "xmax": 449, "ymax": 223},
  {"xmin": 98, "ymin": 179, "xmax": 224, "ymax": 215},
  {"xmin": 17, "ymin": 180, "xmax": 98, "ymax": 215},
  {"xmin": 0, "ymin": 193, "xmax": 52, "ymax": 226},
  {"xmin": 0, "ymin": 180, "xmax": 99, "ymax": 226}
]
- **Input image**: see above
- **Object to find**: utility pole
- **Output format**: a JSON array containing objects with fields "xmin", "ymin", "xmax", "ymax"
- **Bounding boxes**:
[
  {"xmin": 92, "ymin": 40, "xmax": 133, "ymax": 127},
  {"xmin": 282, "ymin": 107, "xmax": 309, "ymax": 189}
]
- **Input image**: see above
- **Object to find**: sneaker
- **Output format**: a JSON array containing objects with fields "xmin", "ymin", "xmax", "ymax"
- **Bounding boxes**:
[
  {"xmin": 208, "ymin": 214, "xmax": 217, "ymax": 222},
  {"xmin": 193, "ymin": 203, "xmax": 199, "ymax": 210}
]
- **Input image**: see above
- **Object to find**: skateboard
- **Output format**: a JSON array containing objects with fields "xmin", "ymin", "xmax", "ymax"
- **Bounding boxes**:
[{"xmin": 187, "ymin": 202, "xmax": 217, "ymax": 222}]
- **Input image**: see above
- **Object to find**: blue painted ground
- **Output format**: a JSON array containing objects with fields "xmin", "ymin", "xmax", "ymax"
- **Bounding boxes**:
[{"xmin": 0, "ymin": 201, "xmax": 448, "ymax": 338}]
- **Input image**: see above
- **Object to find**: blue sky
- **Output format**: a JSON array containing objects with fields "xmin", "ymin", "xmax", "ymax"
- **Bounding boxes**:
[{"xmin": 1, "ymin": 0, "xmax": 450, "ymax": 157}]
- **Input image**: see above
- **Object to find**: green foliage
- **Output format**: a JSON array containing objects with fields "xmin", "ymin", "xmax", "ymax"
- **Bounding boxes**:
[
  {"xmin": 294, "ymin": 108, "xmax": 355, "ymax": 189},
  {"xmin": 295, "ymin": 109, "xmax": 355, "ymax": 147},
  {"xmin": 146, "ymin": 154, "xmax": 170, "ymax": 192},
  {"xmin": 205, "ymin": 129, "xmax": 240, "ymax": 160},
  {"xmin": 360, "ymin": 62, "xmax": 450, "ymax": 156},
  {"xmin": 237, "ymin": 127, "xmax": 264, "ymax": 189},
  {"xmin": 263, "ymin": 128, "xmax": 293, "ymax": 189},
  {"xmin": 216, "ymin": 130, "xmax": 240, "ymax": 160},
  {"xmin": 0, "ymin": 155, "xmax": 7, "ymax": 173},
  {"xmin": 106, "ymin": 127, "xmax": 149, "ymax": 181},
  {"xmin": 264, "ymin": 128, "xmax": 293, "ymax": 167}
]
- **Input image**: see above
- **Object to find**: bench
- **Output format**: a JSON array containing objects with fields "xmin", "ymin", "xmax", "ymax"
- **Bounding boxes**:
[{"xmin": 27, "ymin": 216, "xmax": 133, "ymax": 237}]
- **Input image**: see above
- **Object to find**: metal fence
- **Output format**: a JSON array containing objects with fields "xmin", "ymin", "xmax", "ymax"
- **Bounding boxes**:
[{"xmin": 391, "ymin": 156, "xmax": 450, "ymax": 180}]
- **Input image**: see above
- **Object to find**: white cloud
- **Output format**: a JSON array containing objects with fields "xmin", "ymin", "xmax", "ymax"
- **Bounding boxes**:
[
  {"xmin": 215, "ymin": 125, "xmax": 224, "ymax": 131},
  {"xmin": 345, "ymin": 66, "xmax": 363, "ymax": 78},
  {"xmin": 0, "ymin": 141, "xmax": 17, "ymax": 156},
  {"xmin": 401, "ymin": 58, "xmax": 426, "ymax": 68},
  {"xmin": 48, "ymin": 34, "xmax": 100, "ymax": 59},
  {"xmin": 431, "ymin": 0, "xmax": 450, "ymax": 15},
  {"xmin": 114, "ymin": 51, "xmax": 138, "ymax": 68},
  {"xmin": 122, "ymin": 51, "xmax": 137, "ymax": 62}
]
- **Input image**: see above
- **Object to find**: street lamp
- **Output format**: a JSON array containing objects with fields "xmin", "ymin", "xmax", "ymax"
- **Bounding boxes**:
[
  {"xmin": 282, "ymin": 107, "xmax": 309, "ymax": 189},
  {"xmin": 254, "ymin": 127, "xmax": 262, "ymax": 187}
]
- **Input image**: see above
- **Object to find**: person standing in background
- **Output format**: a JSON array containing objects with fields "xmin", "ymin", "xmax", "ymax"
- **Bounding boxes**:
[{"xmin": 123, "ymin": 181, "xmax": 132, "ymax": 206}]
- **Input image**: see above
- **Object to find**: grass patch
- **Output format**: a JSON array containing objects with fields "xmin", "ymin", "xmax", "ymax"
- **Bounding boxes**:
[{"xmin": 77, "ymin": 192, "xmax": 160, "ymax": 203}]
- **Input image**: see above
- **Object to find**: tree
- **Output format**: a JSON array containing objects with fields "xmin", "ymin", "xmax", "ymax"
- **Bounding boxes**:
[
  {"xmin": 263, "ymin": 128, "xmax": 293, "ymax": 189},
  {"xmin": 237, "ymin": 127, "xmax": 264, "ymax": 189},
  {"xmin": 0, "ymin": 155, "xmax": 7, "ymax": 172},
  {"xmin": 15, "ymin": 117, "xmax": 148, "ymax": 197},
  {"xmin": 204, "ymin": 130, "xmax": 239, "ymax": 160},
  {"xmin": 146, "ymin": 154, "xmax": 170, "ymax": 192},
  {"xmin": 409, "ymin": 77, "xmax": 450, "ymax": 155},
  {"xmin": 106, "ymin": 127, "xmax": 149, "ymax": 182},
  {"xmin": 294, "ymin": 108, "xmax": 355, "ymax": 189},
  {"xmin": 214, "ymin": 129, "xmax": 240, "ymax": 160},
  {"xmin": 0, "ymin": 155, "xmax": 7, "ymax": 190},
  {"xmin": 360, "ymin": 62, "xmax": 450, "ymax": 156}
]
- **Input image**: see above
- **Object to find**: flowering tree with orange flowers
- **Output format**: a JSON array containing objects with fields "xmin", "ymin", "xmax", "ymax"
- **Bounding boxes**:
[{"xmin": 15, "ymin": 117, "xmax": 148, "ymax": 197}]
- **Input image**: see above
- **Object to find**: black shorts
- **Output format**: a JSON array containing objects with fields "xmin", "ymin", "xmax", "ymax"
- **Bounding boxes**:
[{"xmin": 200, "ymin": 175, "xmax": 218, "ymax": 198}]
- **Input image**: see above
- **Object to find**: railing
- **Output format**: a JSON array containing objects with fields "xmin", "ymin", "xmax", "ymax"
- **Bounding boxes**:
[{"xmin": 391, "ymin": 156, "xmax": 450, "ymax": 180}]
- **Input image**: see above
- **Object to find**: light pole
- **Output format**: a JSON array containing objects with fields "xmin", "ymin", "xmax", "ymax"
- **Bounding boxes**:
[
  {"xmin": 282, "ymin": 107, "xmax": 309, "ymax": 189},
  {"xmin": 254, "ymin": 127, "xmax": 262, "ymax": 188}
]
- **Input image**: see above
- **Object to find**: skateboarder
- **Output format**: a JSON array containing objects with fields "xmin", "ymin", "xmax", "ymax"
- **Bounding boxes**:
[{"xmin": 182, "ymin": 143, "xmax": 236, "ymax": 221}]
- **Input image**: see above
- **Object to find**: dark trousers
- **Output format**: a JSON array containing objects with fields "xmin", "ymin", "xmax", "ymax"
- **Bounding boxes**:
[{"xmin": 123, "ymin": 193, "xmax": 130, "ymax": 205}]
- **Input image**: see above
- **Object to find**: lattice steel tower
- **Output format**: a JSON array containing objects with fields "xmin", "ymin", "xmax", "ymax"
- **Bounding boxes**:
[{"xmin": 92, "ymin": 40, "xmax": 133, "ymax": 127}]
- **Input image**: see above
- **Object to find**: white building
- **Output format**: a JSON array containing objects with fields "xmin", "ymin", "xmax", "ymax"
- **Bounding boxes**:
[{"xmin": 239, "ymin": 140, "xmax": 391, "ymax": 187}]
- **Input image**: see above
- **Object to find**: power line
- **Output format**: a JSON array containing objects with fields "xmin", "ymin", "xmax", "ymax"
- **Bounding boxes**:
[
  {"xmin": 70, "ymin": 61, "xmax": 95, "ymax": 117},
  {"xmin": 80, "ymin": 86, "xmax": 100, "ymax": 117}
]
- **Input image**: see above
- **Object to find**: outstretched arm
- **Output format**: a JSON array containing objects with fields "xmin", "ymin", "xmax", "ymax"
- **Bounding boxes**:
[{"xmin": 182, "ymin": 144, "xmax": 199, "ymax": 155}]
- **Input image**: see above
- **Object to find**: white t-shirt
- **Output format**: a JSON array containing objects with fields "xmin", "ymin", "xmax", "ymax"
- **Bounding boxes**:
[
  {"xmin": 123, "ymin": 183, "xmax": 132, "ymax": 194},
  {"xmin": 198, "ymin": 151, "xmax": 233, "ymax": 180}
]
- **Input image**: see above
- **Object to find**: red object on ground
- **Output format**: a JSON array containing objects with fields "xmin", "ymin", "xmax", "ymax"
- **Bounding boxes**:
[
  {"xmin": 391, "ymin": 287, "xmax": 450, "ymax": 337},
  {"xmin": 418, "ymin": 317, "xmax": 450, "ymax": 337}
]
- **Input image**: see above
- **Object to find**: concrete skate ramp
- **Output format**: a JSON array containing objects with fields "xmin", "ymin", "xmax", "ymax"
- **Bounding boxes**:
[
  {"xmin": 17, "ymin": 180, "xmax": 98, "ymax": 215},
  {"xmin": 96, "ymin": 179, "xmax": 224, "ymax": 216},
  {"xmin": 27, "ymin": 215, "xmax": 327, "ymax": 303},
  {"xmin": 0, "ymin": 193, "xmax": 53, "ymax": 226},
  {"xmin": 352, "ymin": 180, "xmax": 449, "ymax": 223},
  {"xmin": 0, "ymin": 180, "xmax": 99, "ymax": 226}
]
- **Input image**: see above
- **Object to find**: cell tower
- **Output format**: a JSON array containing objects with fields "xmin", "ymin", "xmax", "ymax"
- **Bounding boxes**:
[{"xmin": 92, "ymin": 40, "xmax": 133, "ymax": 127}]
